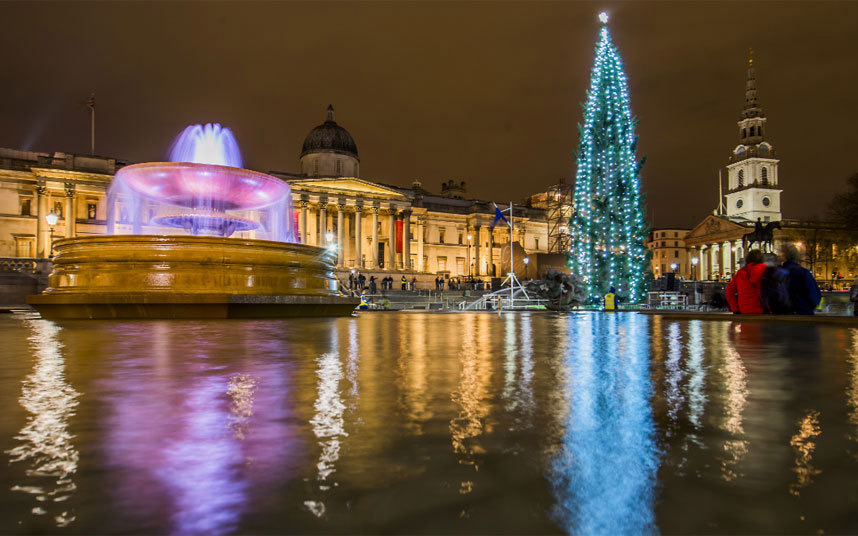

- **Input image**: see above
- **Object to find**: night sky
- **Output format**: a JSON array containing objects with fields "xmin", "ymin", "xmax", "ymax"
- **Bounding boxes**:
[{"xmin": 1, "ymin": 2, "xmax": 855, "ymax": 228}]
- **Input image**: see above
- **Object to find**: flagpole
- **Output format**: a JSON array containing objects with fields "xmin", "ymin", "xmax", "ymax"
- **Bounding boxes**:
[
  {"xmin": 91, "ymin": 103, "xmax": 95, "ymax": 155},
  {"xmin": 509, "ymin": 201, "xmax": 514, "ymax": 306}
]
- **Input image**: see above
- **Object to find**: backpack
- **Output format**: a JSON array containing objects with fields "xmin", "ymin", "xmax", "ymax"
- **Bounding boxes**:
[{"xmin": 761, "ymin": 266, "xmax": 791, "ymax": 314}]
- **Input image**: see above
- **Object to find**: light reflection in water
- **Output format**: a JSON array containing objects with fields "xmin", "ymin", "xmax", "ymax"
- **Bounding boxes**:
[
  {"xmin": 665, "ymin": 322, "xmax": 685, "ymax": 435},
  {"xmin": 6, "ymin": 320, "xmax": 79, "ymax": 527},
  {"xmin": 551, "ymin": 313, "xmax": 659, "ymax": 535},
  {"xmin": 502, "ymin": 314, "xmax": 535, "ymax": 421},
  {"xmin": 685, "ymin": 321, "xmax": 707, "ymax": 440},
  {"xmin": 848, "ymin": 330, "xmax": 858, "ymax": 446},
  {"xmin": 306, "ymin": 324, "xmax": 349, "ymax": 518},
  {"xmin": 396, "ymin": 316, "xmax": 431, "ymax": 432},
  {"xmin": 102, "ymin": 322, "xmax": 297, "ymax": 536},
  {"xmin": 450, "ymin": 314, "xmax": 491, "ymax": 497},
  {"xmin": 788, "ymin": 410, "xmax": 822, "ymax": 496},
  {"xmin": 720, "ymin": 324, "xmax": 749, "ymax": 481}
]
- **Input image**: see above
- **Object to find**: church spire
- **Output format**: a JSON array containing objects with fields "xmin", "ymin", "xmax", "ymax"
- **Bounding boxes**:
[{"xmin": 742, "ymin": 48, "xmax": 763, "ymax": 119}]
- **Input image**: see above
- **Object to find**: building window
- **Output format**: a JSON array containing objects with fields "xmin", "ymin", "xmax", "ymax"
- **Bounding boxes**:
[
  {"xmin": 458, "ymin": 233, "xmax": 463, "ymax": 245},
  {"xmin": 437, "ymin": 256, "xmax": 447, "ymax": 272},
  {"xmin": 674, "ymin": 250, "xmax": 679, "ymax": 258},
  {"xmin": 313, "ymin": 160, "xmax": 319, "ymax": 175},
  {"xmin": 674, "ymin": 241, "xmax": 678, "ymax": 247},
  {"xmin": 456, "ymin": 257, "xmax": 465, "ymax": 275},
  {"xmin": 674, "ymin": 232, "xmax": 678, "ymax": 238},
  {"xmin": 53, "ymin": 201, "xmax": 63, "ymax": 218},
  {"xmin": 738, "ymin": 169, "xmax": 744, "ymax": 187},
  {"xmin": 661, "ymin": 241, "xmax": 665, "ymax": 247},
  {"xmin": 20, "ymin": 199, "xmax": 31, "ymax": 216},
  {"xmin": 439, "ymin": 229, "xmax": 445, "ymax": 244},
  {"xmin": 742, "ymin": 128, "xmax": 747, "ymax": 138},
  {"xmin": 761, "ymin": 167, "xmax": 768, "ymax": 185},
  {"xmin": 762, "ymin": 197, "xmax": 771, "ymax": 207},
  {"xmin": 87, "ymin": 203, "xmax": 97, "ymax": 220},
  {"xmin": 535, "ymin": 238, "xmax": 539, "ymax": 250},
  {"xmin": 736, "ymin": 199, "xmax": 744, "ymax": 209}
]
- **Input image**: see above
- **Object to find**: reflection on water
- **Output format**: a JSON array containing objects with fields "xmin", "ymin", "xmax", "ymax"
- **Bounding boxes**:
[
  {"xmin": 551, "ymin": 313, "xmax": 659, "ymax": 535},
  {"xmin": 789, "ymin": 410, "xmax": 822, "ymax": 496},
  {"xmin": 2, "ymin": 314, "xmax": 858, "ymax": 534},
  {"xmin": 719, "ymin": 324, "xmax": 750, "ymax": 481},
  {"xmin": 450, "ymin": 314, "xmax": 492, "ymax": 497},
  {"xmin": 6, "ymin": 320, "xmax": 79, "ymax": 527},
  {"xmin": 306, "ymin": 325, "xmax": 348, "ymax": 517},
  {"xmin": 848, "ymin": 330, "xmax": 858, "ymax": 447}
]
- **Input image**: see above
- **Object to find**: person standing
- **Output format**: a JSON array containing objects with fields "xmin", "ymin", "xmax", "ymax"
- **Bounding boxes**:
[
  {"xmin": 401, "ymin": 275, "xmax": 407, "ymax": 291},
  {"xmin": 850, "ymin": 275, "xmax": 858, "ymax": 316},
  {"xmin": 369, "ymin": 276, "xmax": 377, "ymax": 295},
  {"xmin": 604, "ymin": 287, "xmax": 616, "ymax": 311},
  {"xmin": 782, "ymin": 244, "xmax": 822, "ymax": 315},
  {"xmin": 726, "ymin": 249, "xmax": 766, "ymax": 314}
]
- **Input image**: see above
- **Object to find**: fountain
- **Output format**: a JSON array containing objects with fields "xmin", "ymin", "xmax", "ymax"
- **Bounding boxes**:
[{"xmin": 28, "ymin": 124, "xmax": 358, "ymax": 319}]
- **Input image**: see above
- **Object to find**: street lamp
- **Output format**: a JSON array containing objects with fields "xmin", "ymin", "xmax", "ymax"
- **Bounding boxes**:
[
  {"xmin": 45, "ymin": 211, "xmax": 59, "ymax": 258},
  {"xmin": 670, "ymin": 262, "xmax": 678, "ymax": 273},
  {"xmin": 691, "ymin": 257, "xmax": 699, "ymax": 280},
  {"xmin": 523, "ymin": 256, "xmax": 530, "ymax": 280}
]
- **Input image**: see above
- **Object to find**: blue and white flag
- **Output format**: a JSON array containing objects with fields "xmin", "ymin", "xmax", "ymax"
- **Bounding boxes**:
[{"xmin": 492, "ymin": 205, "xmax": 509, "ymax": 228}]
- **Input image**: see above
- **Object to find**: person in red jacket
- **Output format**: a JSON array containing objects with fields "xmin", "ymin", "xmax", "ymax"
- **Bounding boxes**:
[{"xmin": 725, "ymin": 249, "xmax": 767, "ymax": 314}]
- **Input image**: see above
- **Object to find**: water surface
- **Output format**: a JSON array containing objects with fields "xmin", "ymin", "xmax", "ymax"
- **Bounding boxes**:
[{"xmin": 1, "ymin": 312, "xmax": 857, "ymax": 534}]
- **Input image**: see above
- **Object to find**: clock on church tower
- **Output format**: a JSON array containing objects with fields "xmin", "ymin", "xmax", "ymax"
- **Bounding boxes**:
[{"xmin": 724, "ymin": 51, "xmax": 782, "ymax": 223}]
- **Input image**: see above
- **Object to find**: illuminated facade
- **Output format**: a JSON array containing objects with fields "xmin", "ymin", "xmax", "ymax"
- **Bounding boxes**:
[{"xmin": 0, "ymin": 107, "xmax": 550, "ymax": 279}]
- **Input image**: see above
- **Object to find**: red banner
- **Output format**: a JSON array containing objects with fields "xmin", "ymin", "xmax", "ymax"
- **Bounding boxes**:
[{"xmin": 395, "ymin": 221, "xmax": 403, "ymax": 253}]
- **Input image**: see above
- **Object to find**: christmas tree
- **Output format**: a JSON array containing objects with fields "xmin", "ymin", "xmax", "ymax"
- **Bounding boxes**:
[{"xmin": 569, "ymin": 13, "xmax": 649, "ymax": 303}]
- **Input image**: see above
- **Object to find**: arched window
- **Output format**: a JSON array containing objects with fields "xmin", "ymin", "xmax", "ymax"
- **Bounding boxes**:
[
  {"xmin": 742, "ymin": 128, "xmax": 747, "ymax": 138},
  {"xmin": 738, "ymin": 169, "xmax": 744, "ymax": 187},
  {"xmin": 761, "ymin": 167, "xmax": 768, "ymax": 185}
]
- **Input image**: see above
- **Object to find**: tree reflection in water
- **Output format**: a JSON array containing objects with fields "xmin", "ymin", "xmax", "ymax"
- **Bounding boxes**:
[{"xmin": 551, "ymin": 313, "xmax": 659, "ymax": 535}]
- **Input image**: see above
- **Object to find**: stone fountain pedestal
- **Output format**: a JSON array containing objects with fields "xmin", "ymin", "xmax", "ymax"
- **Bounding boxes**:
[{"xmin": 28, "ymin": 235, "xmax": 358, "ymax": 319}]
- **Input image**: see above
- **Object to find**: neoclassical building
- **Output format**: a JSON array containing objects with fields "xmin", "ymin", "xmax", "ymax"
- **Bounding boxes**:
[
  {"xmin": 0, "ymin": 106, "xmax": 551, "ymax": 280},
  {"xmin": 680, "ymin": 55, "xmax": 856, "ymax": 284}
]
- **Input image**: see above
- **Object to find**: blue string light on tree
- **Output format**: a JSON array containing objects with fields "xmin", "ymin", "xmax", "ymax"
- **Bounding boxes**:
[{"xmin": 568, "ymin": 12, "xmax": 650, "ymax": 304}]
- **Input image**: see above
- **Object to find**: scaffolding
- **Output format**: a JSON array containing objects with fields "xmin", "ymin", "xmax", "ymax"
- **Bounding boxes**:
[{"xmin": 546, "ymin": 178, "xmax": 574, "ymax": 254}]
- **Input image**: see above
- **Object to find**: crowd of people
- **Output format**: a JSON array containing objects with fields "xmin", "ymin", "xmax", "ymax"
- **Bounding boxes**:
[
  {"xmin": 434, "ymin": 276, "xmax": 488, "ymax": 291},
  {"xmin": 723, "ymin": 244, "xmax": 845, "ymax": 315}
]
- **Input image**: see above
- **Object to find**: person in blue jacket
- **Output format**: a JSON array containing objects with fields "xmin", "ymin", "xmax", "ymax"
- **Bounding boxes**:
[{"xmin": 781, "ymin": 244, "xmax": 822, "ymax": 315}]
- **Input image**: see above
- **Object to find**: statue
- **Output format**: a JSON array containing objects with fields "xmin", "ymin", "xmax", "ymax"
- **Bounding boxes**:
[
  {"xmin": 525, "ymin": 269, "xmax": 588, "ymax": 312},
  {"xmin": 742, "ymin": 218, "xmax": 781, "ymax": 253}
]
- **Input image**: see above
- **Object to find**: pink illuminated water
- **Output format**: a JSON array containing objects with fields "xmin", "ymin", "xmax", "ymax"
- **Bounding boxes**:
[{"xmin": 105, "ymin": 123, "xmax": 296, "ymax": 242}]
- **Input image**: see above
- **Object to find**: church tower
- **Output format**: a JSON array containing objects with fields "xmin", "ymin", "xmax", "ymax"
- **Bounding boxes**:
[{"xmin": 724, "ymin": 51, "xmax": 782, "ymax": 223}]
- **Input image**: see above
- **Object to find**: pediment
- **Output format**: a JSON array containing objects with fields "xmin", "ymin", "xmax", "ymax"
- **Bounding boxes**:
[
  {"xmin": 288, "ymin": 177, "xmax": 407, "ymax": 199},
  {"xmin": 685, "ymin": 215, "xmax": 748, "ymax": 243}
]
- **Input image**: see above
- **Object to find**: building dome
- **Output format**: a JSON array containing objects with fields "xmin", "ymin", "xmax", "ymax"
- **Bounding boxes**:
[{"xmin": 300, "ymin": 105, "xmax": 358, "ymax": 160}]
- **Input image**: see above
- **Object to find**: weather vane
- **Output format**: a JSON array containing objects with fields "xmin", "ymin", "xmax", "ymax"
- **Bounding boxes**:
[{"xmin": 598, "ymin": 11, "xmax": 609, "ymax": 24}]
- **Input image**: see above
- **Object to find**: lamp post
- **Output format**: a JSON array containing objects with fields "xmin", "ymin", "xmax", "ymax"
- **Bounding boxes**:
[
  {"xmin": 523, "ymin": 256, "xmax": 530, "ymax": 280},
  {"xmin": 46, "ymin": 211, "xmax": 58, "ymax": 258},
  {"xmin": 670, "ymin": 262, "xmax": 678, "ymax": 273},
  {"xmin": 691, "ymin": 256, "xmax": 699, "ymax": 280}
]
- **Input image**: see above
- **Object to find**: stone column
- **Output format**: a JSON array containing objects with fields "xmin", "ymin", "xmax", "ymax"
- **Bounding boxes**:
[
  {"xmin": 402, "ymin": 210, "xmax": 411, "ymax": 270},
  {"xmin": 388, "ymin": 207, "xmax": 397, "ymax": 270},
  {"xmin": 64, "ymin": 183, "xmax": 76, "ymax": 238},
  {"xmin": 711, "ymin": 243, "xmax": 720, "ymax": 279},
  {"xmin": 319, "ymin": 198, "xmax": 328, "ymax": 246},
  {"xmin": 354, "ymin": 203, "xmax": 363, "ymax": 269},
  {"xmin": 337, "ymin": 201, "xmax": 345, "ymax": 267},
  {"xmin": 417, "ymin": 219, "xmax": 424, "ymax": 272},
  {"xmin": 35, "ymin": 184, "xmax": 47, "ymax": 258},
  {"xmin": 734, "ymin": 240, "xmax": 744, "ymax": 272},
  {"xmin": 299, "ymin": 199, "xmax": 308, "ymax": 244},
  {"xmin": 722, "ymin": 241, "xmax": 731, "ymax": 277},
  {"xmin": 473, "ymin": 225, "xmax": 481, "ymax": 276},
  {"xmin": 371, "ymin": 205, "xmax": 379, "ymax": 269},
  {"xmin": 489, "ymin": 228, "xmax": 495, "ymax": 276}
]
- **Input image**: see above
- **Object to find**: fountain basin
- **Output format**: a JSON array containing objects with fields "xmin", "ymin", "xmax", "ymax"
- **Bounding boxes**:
[
  {"xmin": 116, "ymin": 162, "xmax": 290, "ymax": 211},
  {"xmin": 28, "ymin": 235, "xmax": 357, "ymax": 319}
]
